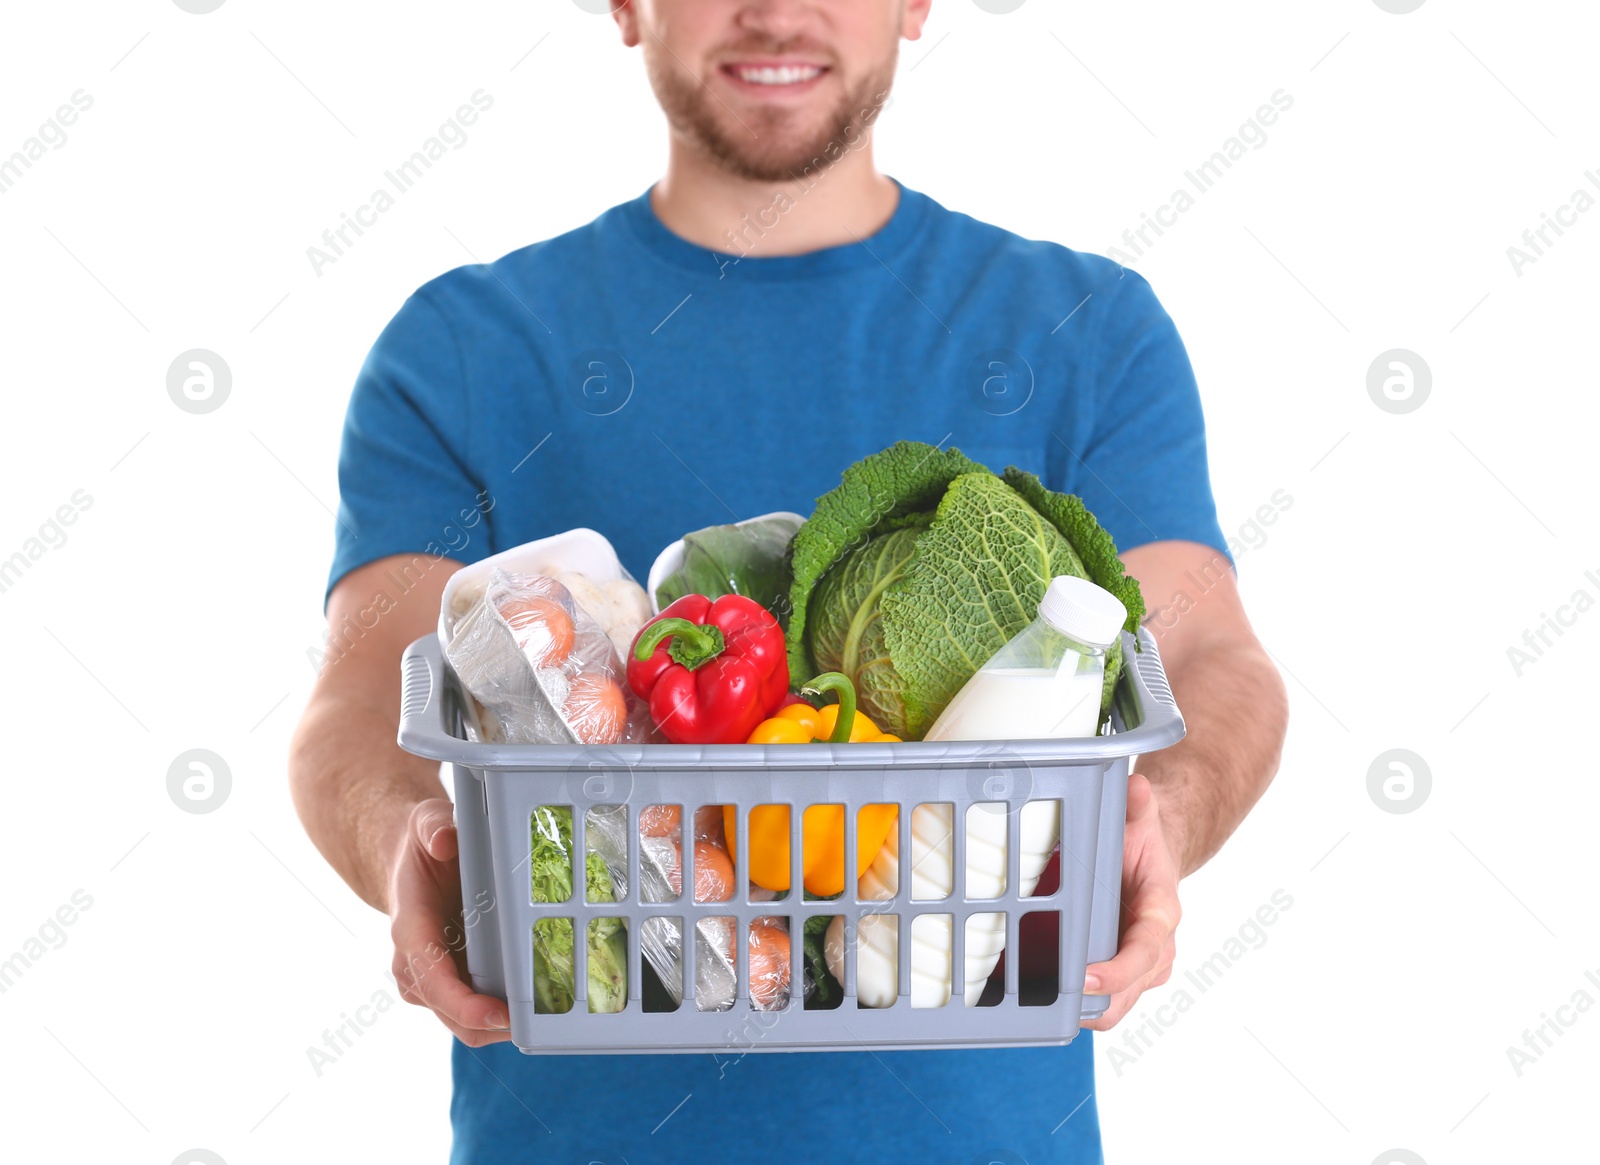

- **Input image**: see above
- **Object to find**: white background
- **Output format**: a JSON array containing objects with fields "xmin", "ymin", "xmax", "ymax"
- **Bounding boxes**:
[{"xmin": 1, "ymin": 1, "xmax": 1595, "ymax": 1162}]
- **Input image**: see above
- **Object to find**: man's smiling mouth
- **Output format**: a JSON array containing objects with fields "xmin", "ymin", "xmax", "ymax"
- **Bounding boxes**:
[{"xmin": 720, "ymin": 62, "xmax": 829, "ymax": 88}]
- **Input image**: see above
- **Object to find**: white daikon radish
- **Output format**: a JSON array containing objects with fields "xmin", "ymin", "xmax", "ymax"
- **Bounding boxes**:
[{"xmin": 826, "ymin": 800, "xmax": 1059, "ymax": 1007}]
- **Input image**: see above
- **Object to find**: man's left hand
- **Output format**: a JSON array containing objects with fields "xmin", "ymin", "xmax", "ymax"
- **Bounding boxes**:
[{"xmin": 1080, "ymin": 773, "xmax": 1183, "ymax": 1030}]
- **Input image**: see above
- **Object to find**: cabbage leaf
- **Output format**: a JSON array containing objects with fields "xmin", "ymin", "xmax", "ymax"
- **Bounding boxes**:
[{"xmin": 786, "ymin": 442, "xmax": 1145, "ymax": 740}]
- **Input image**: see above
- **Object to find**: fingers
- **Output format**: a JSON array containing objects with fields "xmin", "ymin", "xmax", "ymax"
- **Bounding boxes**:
[
  {"xmin": 1082, "ymin": 907, "xmax": 1168, "ymax": 996},
  {"xmin": 1126, "ymin": 771, "xmax": 1155, "ymax": 818},
  {"xmin": 1146, "ymin": 938, "xmax": 1176, "ymax": 990},
  {"xmin": 1083, "ymin": 868, "xmax": 1179, "ymax": 997},
  {"xmin": 431, "ymin": 1006, "xmax": 514, "ymax": 1048},
  {"xmin": 406, "ymin": 972, "xmax": 512, "ymax": 1049},
  {"xmin": 392, "ymin": 800, "xmax": 506, "ymax": 1044},
  {"xmin": 392, "ymin": 962, "xmax": 509, "ymax": 1047},
  {"xmin": 1081, "ymin": 984, "xmax": 1141, "ymax": 1031},
  {"xmin": 397, "ymin": 954, "xmax": 512, "ymax": 1047},
  {"xmin": 399, "ymin": 971, "xmax": 510, "ymax": 1047},
  {"xmin": 1080, "ymin": 772, "xmax": 1181, "ymax": 1029},
  {"xmin": 410, "ymin": 798, "xmax": 458, "ymax": 862},
  {"xmin": 1081, "ymin": 935, "xmax": 1176, "ymax": 1031},
  {"xmin": 391, "ymin": 925, "xmax": 511, "ymax": 1035}
]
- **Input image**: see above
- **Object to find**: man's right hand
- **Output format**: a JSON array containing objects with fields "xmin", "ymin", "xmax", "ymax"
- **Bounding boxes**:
[
  {"xmin": 388, "ymin": 798, "xmax": 512, "ymax": 1047},
  {"xmin": 292, "ymin": 553, "xmax": 516, "ymax": 1049}
]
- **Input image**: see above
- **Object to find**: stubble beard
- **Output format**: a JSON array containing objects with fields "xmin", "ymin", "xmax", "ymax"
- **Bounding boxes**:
[{"xmin": 645, "ymin": 49, "xmax": 897, "ymax": 184}]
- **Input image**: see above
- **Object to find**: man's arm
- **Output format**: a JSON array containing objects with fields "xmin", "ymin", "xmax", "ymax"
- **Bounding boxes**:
[
  {"xmin": 289, "ymin": 553, "xmax": 511, "ymax": 1045},
  {"xmin": 1081, "ymin": 538, "xmax": 1288, "ymax": 1029},
  {"xmin": 1123, "ymin": 538, "xmax": 1288, "ymax": 876}
]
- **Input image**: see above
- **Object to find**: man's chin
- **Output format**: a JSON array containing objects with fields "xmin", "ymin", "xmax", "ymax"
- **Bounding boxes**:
[
  {"xmin": 704, "ymin": 125, "xmax": 860, "ymax": 184},
  {"xmin": 648, "ymin": 54, "xmax": 888, "ymax": 185},
  {"xmin": 716, "ymin": 152, "xmax": 825, "ymax": 184}
]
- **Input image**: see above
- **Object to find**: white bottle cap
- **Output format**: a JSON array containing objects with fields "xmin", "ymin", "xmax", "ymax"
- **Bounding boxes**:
[{"xmin": 1037, "ymin": 575, "xmax": 1128, "ymax": 648}]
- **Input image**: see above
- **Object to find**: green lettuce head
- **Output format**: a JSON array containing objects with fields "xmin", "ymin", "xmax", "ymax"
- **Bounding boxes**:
[{"xmin": 786, "ymin": 442, "xmax": 1145, "ymax": 740}]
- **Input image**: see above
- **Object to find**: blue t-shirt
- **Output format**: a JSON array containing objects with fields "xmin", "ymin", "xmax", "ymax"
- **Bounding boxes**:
[{"xmin": 328, "ymin": 180, "xmax": 1228, "ymax": 1164}]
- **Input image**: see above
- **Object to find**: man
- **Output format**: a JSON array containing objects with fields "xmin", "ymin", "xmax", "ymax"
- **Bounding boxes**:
[{"xmin": 290, "ymin": 1, "xmax": 1288, "ymax": 1160}]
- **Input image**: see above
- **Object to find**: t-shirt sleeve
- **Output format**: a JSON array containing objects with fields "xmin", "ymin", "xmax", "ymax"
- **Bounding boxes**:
[
  {"xmin": 324, "ymin": 290, "xmax": 492, "ymax": 608},
  {"xmin": 1063, "ymin": 267, "xmax": 1233, "ymax": 569}
]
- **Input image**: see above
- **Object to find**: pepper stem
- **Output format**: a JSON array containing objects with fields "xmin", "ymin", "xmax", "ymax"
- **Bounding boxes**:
[
  {"xmin": 633, "ymin": 617, "xmax": 726, "ymax": 672},
  {"xmin": 801, "ymin": 672, "xmax": 858, "ymax": 744}
]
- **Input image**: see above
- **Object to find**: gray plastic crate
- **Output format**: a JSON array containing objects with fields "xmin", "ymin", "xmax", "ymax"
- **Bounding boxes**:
[{"xmin": 398, "ymin": 625, "xmax": 1184, "ymax": 1055}]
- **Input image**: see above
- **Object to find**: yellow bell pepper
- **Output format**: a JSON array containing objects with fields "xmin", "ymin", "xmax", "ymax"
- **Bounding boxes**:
[
  {"xmin": 744, "ymin": 673, "xmax": 902, "ymax": 747},
  {"xmin": 816, "ymin": 702, "xmax": 901, "ymax": 743},
  {"xmin": 728, "ymin": 801, "xmax": 899, "ymax": 895},
  {"xmin": 746, "ymin": 702, "xmax": 823, "ymax": 744},
  {"xmin": 731, "ymin": 672, "xmax": 901, "ymax": 894},
  {"xmin": 743, "ymin": 700, "xmax": 901, "ymax": 745}
]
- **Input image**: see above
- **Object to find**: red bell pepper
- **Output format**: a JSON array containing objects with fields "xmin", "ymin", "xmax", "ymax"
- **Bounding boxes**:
[{"xmin": 627, "ymin": 594, "xmax": 789, "ymax": 744}]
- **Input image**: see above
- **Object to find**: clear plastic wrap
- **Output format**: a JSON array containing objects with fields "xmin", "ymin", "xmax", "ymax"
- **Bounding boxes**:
[
  {"xmin": 693, "ymin": 916, "xmax": 738, "ymax": 1012},
  {"xmin": 531, "ymin": 804, "xmax": 629, "ymax": 1015},
  {"xmin": 445, "ymin": 568, "xmax": 655, "ymax": 745},
  {"xmin": 688, "ymin": 915, "xmax": 791, "ymax": 1012},
  {"xmin": 747, "ymin": 917, "xmax": 792, "ymax": 1011},
  {"xmin": 637, "ymin": 806, "xmax": 725, "ymax": 1009},
  {"xmin": 634, "ymin": 807, "xmax": 789, "ymax": 1011},
  {"xmin": 546, "ymin": 570, "xmax": 654, "ymax": 664},
  {"xmin": 636, "ymin": 805, "xmax": 680, "ymax": 1004}
]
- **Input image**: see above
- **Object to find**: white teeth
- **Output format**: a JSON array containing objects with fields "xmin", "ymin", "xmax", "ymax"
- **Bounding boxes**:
[{"xmin": 734, "ymin": 65, "xmax": 822, "ymax": 85}]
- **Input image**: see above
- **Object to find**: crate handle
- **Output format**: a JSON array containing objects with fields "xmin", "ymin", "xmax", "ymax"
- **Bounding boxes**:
[
  {"xmin": 398, "ymin": 626, "xmax": 1185, "ymax": 765},
  {"xmin": 398, "ymin": 633, "xmax": 483, "ymax": 765},
  {"xmin": 1108, "ymin": 627, "xmax": 1185, "ymax": 752}
]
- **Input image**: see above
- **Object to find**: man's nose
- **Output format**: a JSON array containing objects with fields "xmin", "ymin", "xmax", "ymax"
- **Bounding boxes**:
[{"xmin": 733, "ymin": 0, "xmax": 824, "ymax": 44}]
